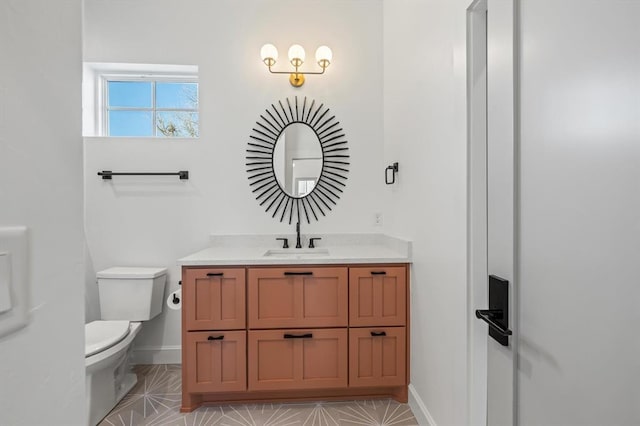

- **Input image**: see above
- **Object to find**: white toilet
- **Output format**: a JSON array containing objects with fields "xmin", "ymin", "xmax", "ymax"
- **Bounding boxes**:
[{"xmin": 85, "ymin": 267, "xmax": 167, "ymax": 426}]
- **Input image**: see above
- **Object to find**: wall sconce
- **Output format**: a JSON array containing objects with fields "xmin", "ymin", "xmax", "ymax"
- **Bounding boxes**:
[{"xmin": 260, "ymin": 43, "xmax": 332, "ymax": 87}]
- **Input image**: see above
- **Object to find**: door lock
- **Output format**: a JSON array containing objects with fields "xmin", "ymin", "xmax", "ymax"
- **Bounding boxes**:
[{"xmin": 475, "ymin": 275, "xmax": 512, "ymax": 346}]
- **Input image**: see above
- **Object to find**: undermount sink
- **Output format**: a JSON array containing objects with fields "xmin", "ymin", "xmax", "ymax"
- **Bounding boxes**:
[{"xmin": 262, "ymin": 248, "xmax": 330, "ymax": 258}]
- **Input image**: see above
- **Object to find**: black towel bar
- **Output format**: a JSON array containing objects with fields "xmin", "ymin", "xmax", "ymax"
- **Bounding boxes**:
[{"xmin": 98, "ymin": 170, "xmax": 189, "ymax": 180}]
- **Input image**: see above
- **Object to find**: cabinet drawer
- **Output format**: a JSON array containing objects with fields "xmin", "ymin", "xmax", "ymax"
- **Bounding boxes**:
[
  {"xmin": 248, "ymin": 329, "xmax": 348, "ymax": 391},
  {"xmin": 184, "ymin": 330, "xmax": 246, "ymax": 393},
  {"xmin": 184, "ymin": 268, "xmax": 246, "ymax": 331},
  {"xmin": 349, "ymin": 327, "xmax": 406, "ymax": 388},
  {"xmin": 248, "ymin": 267, "xmax": 348, "ymax": 329},
  {"xmin": 349, "ymin": 266, "xmax": 407, "ymax": 326}
]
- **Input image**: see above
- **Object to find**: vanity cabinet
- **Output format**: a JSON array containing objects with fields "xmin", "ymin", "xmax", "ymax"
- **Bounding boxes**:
[
  {"xmin": 349, "ymin": 327, "xmax": 406, "ymax": 387},
  {"xmin": 349, "ymin": 266, "xmax": 406, "ymax": 327},
  {"xmin": 181, "ymin": 263, "xmax": 409, "ymax": 412},
  {"xmin": 248, "ymin": 267, "xmax": 348, "ymax": 329},
  {"xmin": 184, "ymin": 331, "xmax": 246, "ymax": 393},
  {"xmin": 349, "ymin": 266, "xmax": 407, "ymax": 389},
  {"xmin": 248, "ymin": 328, "xmax": 348, "ymax": 391},
  {"xmin": 184, "ymin": 268, "xmax": 245, "ymax": 331}
]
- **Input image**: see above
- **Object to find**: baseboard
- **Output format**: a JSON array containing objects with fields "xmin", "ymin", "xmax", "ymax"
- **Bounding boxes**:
[
  {"xmin": 408, "ymin": 384, "xmax": 437, "ymax": 426},
  {"xmin": 131, "ymin": 345, "xmax": 181, "ymax": 365}
]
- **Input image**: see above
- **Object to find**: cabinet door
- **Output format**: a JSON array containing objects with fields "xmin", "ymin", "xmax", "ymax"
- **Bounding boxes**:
[
  {"xmin": 248, "ymin": 329, "xmax": 348, "ymax": 391},
  {"xmin": 184, "ymin": 331, "xmax": 246, "ymax": 393},
  {"xmin": 349, "ymin": 266, "xmax": 407, "ymax": 327},
  {"xmin": 184, "ymin": 268, "xmax": 245, "ymax": 331},
  {"xmin": 248, "ymin": 267, "xmax": 348, "ymax": 329},
  {"xmin": 349, "ymin": 327, "xmax": 406, "ymax": 387}
]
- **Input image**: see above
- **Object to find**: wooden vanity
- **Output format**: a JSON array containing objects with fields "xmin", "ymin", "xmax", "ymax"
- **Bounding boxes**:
[{"xmin": 180, "ymin": 262, "xmax": 410, "ymax": 412}]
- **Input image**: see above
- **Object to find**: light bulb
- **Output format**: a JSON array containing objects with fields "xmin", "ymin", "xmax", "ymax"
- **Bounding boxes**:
[
  {"xmin": 288, "ymin": 44, "xmax": 306, "ymax": 66},
  {"xmin": 315, "ymin": 46, "xmax": 332, "ymax": 68},
  {"xmin": 260, "ymin": 44, "xmax": 278, "ymax": 66}
]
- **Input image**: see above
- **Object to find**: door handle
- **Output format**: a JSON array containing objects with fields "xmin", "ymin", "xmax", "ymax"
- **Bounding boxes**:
[
  {"xmin": 207, "ymin": 335, "xmax": 224, "ymax": 341},
  {"xmin": 475, "ymin": 309, "xmax": 512, "ymax": 337},
  {"xmin": 206, "ymin": 272, "xmax": 224, "ymax": 277},
  {"xmin": 475, "ymin": 275, "xmax": 512, "ymax": 346}
]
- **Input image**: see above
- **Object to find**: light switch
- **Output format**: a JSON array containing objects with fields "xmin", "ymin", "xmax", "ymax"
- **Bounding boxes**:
[{"xmin": 0, "ymin": 252, "xmax": 11, "ymax": 313}]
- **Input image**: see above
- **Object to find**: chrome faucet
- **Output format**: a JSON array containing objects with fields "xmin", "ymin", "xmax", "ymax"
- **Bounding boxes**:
[{"xmin": 295, "ymin": 221, "xmax": 302, "ymax": 248}]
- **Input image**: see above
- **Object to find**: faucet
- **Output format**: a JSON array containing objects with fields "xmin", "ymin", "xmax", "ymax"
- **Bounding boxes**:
[{"xmin": 295, "ymin": 221, "xmax": 302, "ymax": 248}]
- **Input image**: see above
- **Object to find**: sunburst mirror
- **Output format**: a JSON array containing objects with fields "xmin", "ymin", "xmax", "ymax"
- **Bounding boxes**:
[{"xmin": 246, "ymin": 96, "xmax": 349, "ymax": 224}]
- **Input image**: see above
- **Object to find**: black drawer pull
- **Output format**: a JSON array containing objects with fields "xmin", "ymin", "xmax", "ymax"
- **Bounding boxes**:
[
  {"xmin": 206, "ymin": 272, "xmax": 224, "ymax": 277},
  {"xmin": 283, "ymin": 333, "xmax": 313, "ymax": 339},
  {"xmin": 283, "ymin": 272, "xmax": 313, "ymax": 276},
  {"xmin": 370, "ymin": 331, "xmax": 387, "ymax": 337},
  {"xmin": 370, "ymin": 271, "xmax": 387, "ymax": 275},
  {"xmin": 207, "ymin": 335, "xmax": 224, "ymax": 341}
]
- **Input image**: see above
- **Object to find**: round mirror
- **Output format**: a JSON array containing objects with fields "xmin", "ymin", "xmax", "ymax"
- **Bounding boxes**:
[
  {"xmin": 247, "ymin": 96, "xmax": 350, "ymax": 224},
  {"xmin": 273, "ymin": 123, "xmax": 322, "ymax": 198}
]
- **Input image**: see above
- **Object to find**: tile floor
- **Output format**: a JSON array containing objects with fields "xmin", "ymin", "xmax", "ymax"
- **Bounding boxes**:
[{"xmin": 98, "ymin": 364, "xmax": 418, "ymax": 426}]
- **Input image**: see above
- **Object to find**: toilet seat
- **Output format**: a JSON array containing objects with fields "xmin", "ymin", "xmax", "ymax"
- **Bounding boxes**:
[{"xmin": 85, "ymin": 320, "xmax": 130, "ymax": 357}]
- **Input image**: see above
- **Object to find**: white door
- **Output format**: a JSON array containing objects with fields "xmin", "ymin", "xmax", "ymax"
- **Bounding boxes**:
[
  {"xmin": 472, "ymin": 1, "xmax": 640, "ymax": 425},
  {"xmin": 517, "ymin": 1, "xmax": 640, "ymax": 424},
  {"xmin": 468, "ymin": 0, "xmax": 517, "ymax": 425}
]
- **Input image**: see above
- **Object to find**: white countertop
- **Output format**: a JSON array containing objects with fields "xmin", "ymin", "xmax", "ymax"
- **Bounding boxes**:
[{"xmin": 178, "ymin": 234, "xmax": 412, "ymax": 266}]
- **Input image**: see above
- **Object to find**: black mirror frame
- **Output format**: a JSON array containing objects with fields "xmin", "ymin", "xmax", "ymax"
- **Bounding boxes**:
[{"xmin": 246, "ymin": 96, "xmax": 350, "ymax": 224}]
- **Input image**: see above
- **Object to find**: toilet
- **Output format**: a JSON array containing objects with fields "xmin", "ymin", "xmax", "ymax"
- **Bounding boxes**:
[{"xmin": 85, "ymin": 267, "xmax": 167, "ymax": 426}]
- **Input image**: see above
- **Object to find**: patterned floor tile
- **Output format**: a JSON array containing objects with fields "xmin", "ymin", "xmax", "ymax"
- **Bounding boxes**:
[
  {"xmin": 98, "ymin": 365, "xmax": 419, "ymax": 426},
  {"xmin": 299, "ymin": 403, "xmax": 341, "ymax": 426},
  {"xmin": 99, "ymin": 365, "xmax": 182, "ymax": 425}
]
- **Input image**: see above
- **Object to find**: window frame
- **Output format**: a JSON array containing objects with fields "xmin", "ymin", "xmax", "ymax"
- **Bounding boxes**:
[{"xmin": 99, "ymin": 72, "xmax": 199, "ymax": 138}]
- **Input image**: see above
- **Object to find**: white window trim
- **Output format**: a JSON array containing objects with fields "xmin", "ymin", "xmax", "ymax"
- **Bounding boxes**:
[
  {"xmin": 101, "ymin": 74, "xmax": 198, "ymax": 137},
  {"xmin": 83, "ymin": 63, "xmax": 198, "ymax": 138}
]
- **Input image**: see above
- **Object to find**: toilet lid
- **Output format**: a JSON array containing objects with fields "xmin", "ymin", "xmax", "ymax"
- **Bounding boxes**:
[
  {"xmin": 97, "ymin": 267, "xmax": 167, "ymax": 279},
  {"xmin": 85, "ymin": 320, "xmax": 130, "ymax": 357}
]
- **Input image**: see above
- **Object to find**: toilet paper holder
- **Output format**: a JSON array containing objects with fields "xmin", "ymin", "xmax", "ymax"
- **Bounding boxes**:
[{"xmin": 172, "ymin": 281, "xmax": 181, "ymax": 305}]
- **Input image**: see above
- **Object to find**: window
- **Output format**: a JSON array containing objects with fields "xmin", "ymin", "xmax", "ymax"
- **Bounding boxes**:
[
  {"xmin": 295, "ymin": 178, "xmax": 317, "ymax": 197},
  {"xmin": 105, "ymin": 78, "xmax": 199, "ymax": 137}
]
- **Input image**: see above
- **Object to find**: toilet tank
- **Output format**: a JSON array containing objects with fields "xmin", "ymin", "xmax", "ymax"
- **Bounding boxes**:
[{"xmin": 97, "ymin": 267, "xmax": 167, "ymax": 321}]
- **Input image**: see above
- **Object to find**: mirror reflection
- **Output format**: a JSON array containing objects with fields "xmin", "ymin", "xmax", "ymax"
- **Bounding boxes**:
[{"xmin": 273, "ymin": 123, "xmax": 322, "ymax": 197}]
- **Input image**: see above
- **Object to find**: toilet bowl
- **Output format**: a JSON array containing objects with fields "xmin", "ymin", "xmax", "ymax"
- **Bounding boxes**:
[
  {"xmin": 85, "ymin": 321, "xmax": 141, "ymax": 426},
  {"xmin": 85, "ymin": 267, "xmax": 167, "ymax": 426}
]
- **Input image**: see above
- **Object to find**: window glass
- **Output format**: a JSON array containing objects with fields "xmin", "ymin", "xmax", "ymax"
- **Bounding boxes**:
[
  {"xmin": 107, "ymin": 81, "xmax": 152, "ymax": 108},
  {"xmin": 156, "ymin": 111, "xmax": 199, "ymax": 137},
  {"xmin": 156, "ymin": 82, "xmax": 198, "ymax": 109},
  {"xmin": 108, "ymin": 110, "xmax": 153, "ymax": 137},
  {"xmin": 104, "ymin": 78, "xmax": 198, "ymax": 138}
]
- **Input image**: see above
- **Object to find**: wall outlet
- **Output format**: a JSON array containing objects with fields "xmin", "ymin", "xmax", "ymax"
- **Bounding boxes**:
[{"xmin": 374, "ymin": 212, "xmax": 383, "ymax": 226}]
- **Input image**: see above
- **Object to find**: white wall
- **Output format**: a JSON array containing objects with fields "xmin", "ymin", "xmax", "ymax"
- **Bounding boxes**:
[
  {"xmin": 383, "ymin": 1, "xmax": 469, "ymax": 425},
  {"xmin": 518, "ymin": 1, "xmax": 640, "ymax": 424},
  {"xmin": 0, "ymin": 1, "xmax": 85, "ymax": 425},
  {"xmin": 83, "ymin": 0, "xmax": 384, "ymax": 360}
]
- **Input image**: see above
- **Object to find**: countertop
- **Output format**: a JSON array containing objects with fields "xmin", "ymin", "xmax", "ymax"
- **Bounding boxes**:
[{"xmin": 177, "ymin": 233, "xmax": 412, "ymax": 266}]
